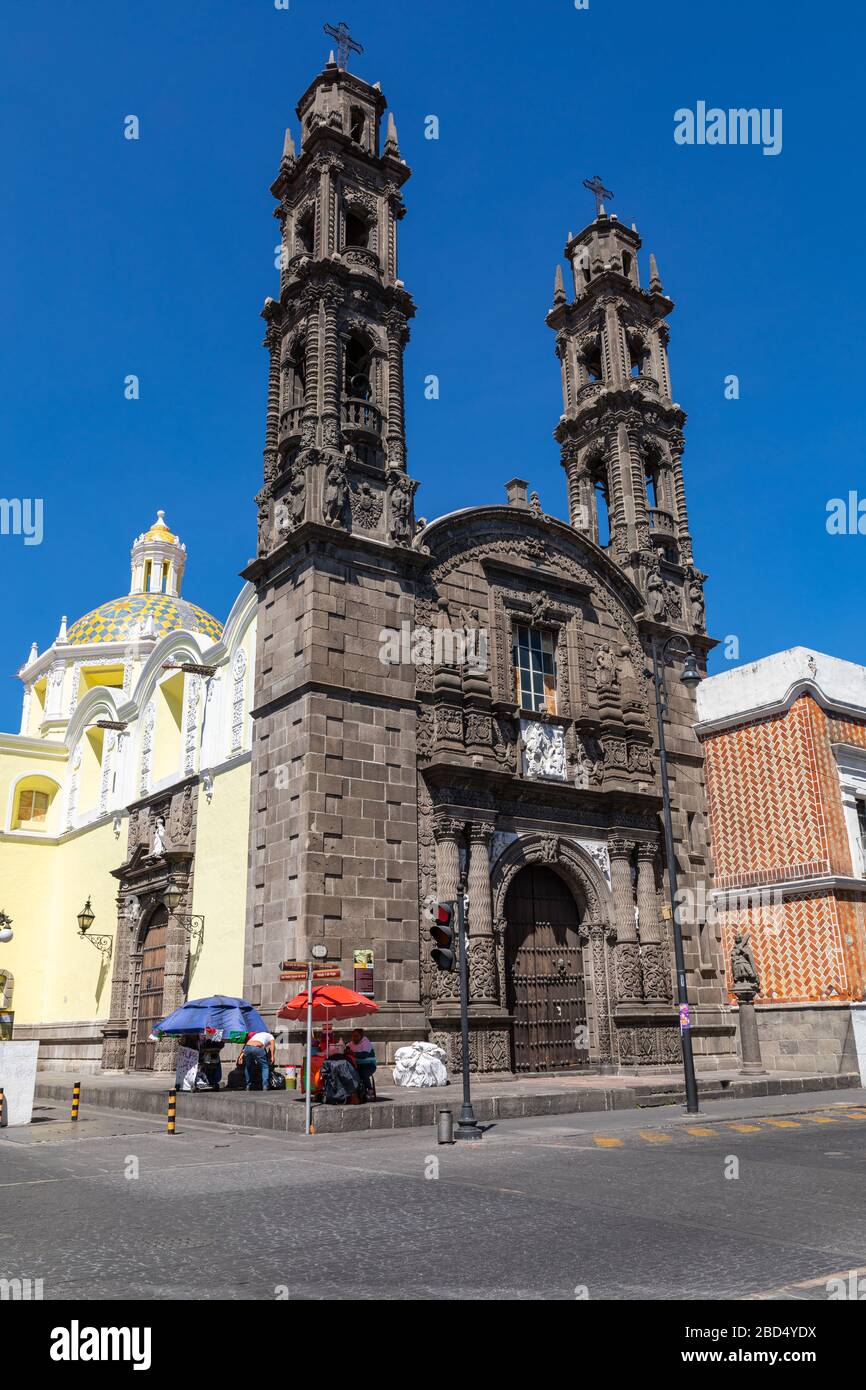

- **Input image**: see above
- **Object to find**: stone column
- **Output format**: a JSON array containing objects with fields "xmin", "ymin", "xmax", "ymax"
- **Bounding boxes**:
[
  {"xmin": 301, "ymin": 291, "xmax": 320, "ymax": 449},
  {"xmin": 734, "ymin": 986, "xmax": 766, "ymax": 1075},
  {"xmin": 385, "ymin": 309, "xmax": 408, "ymax": 469},
  {"xmin": 101, "ymin": 891, "xmax": 134, "ymax": 1071},
  {"xmin": 263, "ymin": 318, "xmax": 282, "ymax": 483},
  {"xmin": 432, "ymin": 816, "xmax": 464, "ymax": 1003},
  {"xmin": 637, "ymin": 843, "xmax": 671, "ymax": 1004},
  {"xmin": 587, "ymin": 922, "xmax": 616, "ymax": 1068},
  {"xmin": 609, "ymin": 838, "xmax": 642, "ymax": 1004},
  {"xmin": 320, "ymin": 286, "xmax": 343, "ymax": 450},
  {"xmin": 467, "ymin": 822, "xmax": 497, "ymax": 1006}
]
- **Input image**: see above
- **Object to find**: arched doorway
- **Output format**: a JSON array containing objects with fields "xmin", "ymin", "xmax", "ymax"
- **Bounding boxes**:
[
  {"xmin": 504, "ymin": 866, "xmax": 589, "ymax": 1073},
  {"xmin": 131, "ymin": 907, "xmax": 168, "ymax": 1071}
]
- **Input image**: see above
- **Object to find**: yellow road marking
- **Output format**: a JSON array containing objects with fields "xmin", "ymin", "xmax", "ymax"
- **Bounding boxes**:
[
  {"xmin": 638, "ymin": 1130, "xmax": 672, "ymax": 1144},
  {"xmin": 726, "ymin": 1123, "xmax": 763, "ymax": 1133},
  {"xmin": 683, "ymin": 1126, "xmax": 717, "ymax": 1137},
  {"xmin": 760, "ymin": 1118, "xmax": 800, "ymax": 1128},
  {"xmin": 593, "ymin": 1135, "xmax": 624, "ymax": 1148},
  {"xmin": 809, "ymin": 1116, "xmax": 840, "ymax": 1124}
]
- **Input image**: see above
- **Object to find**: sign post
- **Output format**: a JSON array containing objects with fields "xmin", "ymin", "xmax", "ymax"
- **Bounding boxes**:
[{"xmin": 305, "ymin": 961, "xmax": 313, "ymax": 1137}]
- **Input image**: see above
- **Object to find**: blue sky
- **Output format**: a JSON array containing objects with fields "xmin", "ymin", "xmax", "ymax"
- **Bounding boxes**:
[{"xmin": 1, "ymin": 0, "xmax": 863, "ymax": 730}]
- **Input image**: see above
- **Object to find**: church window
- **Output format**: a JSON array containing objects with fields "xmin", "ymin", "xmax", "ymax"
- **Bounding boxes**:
[
  {"xmin": 296, "ymin": 207, "xmax": 315, "ymax": 255},
  {"xmin": 622, "ymin": 251, "xmax": 632, "ymax": 279},
  {"xmin": 345, "ymin": 210, "xmax": 370, "ymax": 249},
  {"xmin": 584, "ymin": 346, "xmax": 603, "ymax": 382},
  {"xmin": 287, "ymin": 342, "xmax": 306, "ymax": 407},
  {"xmin": 349, "ymin": 106, "xmax": 366, "ymax": 144},
  {"xmin": 143, "ymin": 560, "xmax": 152, "ymax": 592},
  {"xmin": 646, "ymin": 467, "xmax": 659, "ymax": 510},
  {"xmin": 17, "ymin": 789, "xmax": 48, "ymax": 824},
  {"xmin": 595, "ymin": 476, "xmax": 611, "ymax": 546},
  {"xmin": 345, "ymin": 336, "xmax": 372, "ymax": 400},
  {"xmin": 513, "ymin": 624, "xmax": 557, "ymax": 714},
  {"xmin": 12, "ymin": 776, "xmax": 59, "ymax": 832}
]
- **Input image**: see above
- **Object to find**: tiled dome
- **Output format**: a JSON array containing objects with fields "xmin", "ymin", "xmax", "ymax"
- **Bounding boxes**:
[{"xmin": 67, "ymin": 593, "xmax": 223, "ymax": 647}]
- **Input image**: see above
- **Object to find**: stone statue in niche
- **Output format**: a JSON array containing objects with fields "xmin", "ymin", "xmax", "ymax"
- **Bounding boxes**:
[
  {"xmin": 646, "ymin": 565, "xmax": 665, "ymax": 620},
  {"xmin": 387, "ymin": 469, "xmax": 414, "ymax": 545},
  {"xmin": 521, "ymin": 719, "xmax": 566, "ymax": 780},
  {"xmin": 323, "ymin": 456, "xmax": 349, "ymax": 529},
  {"xmin": 595, "ymin": 644, "xmax": 619, "ymax": 688},
  {"xmin": 152, "ymin": 815, "xmax": 167, "ymax": 857},
  {"xmin": 688, "ymin": 577, "xmax": 706, "ymax": 631},
  {"xmin": 731, "ymin": 931, "xmax": 760, "ymax": 994}
]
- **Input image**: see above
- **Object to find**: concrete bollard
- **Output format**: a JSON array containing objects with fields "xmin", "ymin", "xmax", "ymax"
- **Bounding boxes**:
[{"xmin": 437, "ymin": 1107, "xmax": 455, "ymax": 1145}]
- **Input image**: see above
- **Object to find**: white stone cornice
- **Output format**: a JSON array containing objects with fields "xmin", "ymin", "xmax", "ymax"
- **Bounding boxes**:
[{"xmin": 697, "ymin": 647, "xmax": 866, "ymax": 735}]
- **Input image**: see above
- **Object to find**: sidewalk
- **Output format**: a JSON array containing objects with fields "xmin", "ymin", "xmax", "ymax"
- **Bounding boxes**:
[{"xmin": 33, "ymin": 1066, "xmax": 862, "ymax": 1135}]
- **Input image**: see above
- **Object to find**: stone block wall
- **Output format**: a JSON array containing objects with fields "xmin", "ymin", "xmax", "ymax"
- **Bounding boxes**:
[{"xmin": 751, "ymin": 1003, "xmax": 859, "ymax": 1075}]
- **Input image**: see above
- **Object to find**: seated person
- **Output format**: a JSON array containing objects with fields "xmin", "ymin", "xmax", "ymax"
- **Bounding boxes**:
[
  {"xmin": 346, "ymin": 1028, "xmax": 377, "ymax": 1096},
  {"xmin": 320, "ymin": 1053, "xmax": 364, "ymax": 1105}
]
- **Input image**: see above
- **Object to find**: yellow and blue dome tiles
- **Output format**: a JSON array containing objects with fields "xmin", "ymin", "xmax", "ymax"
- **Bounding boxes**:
[{"xmin": 66, "ymin": 593, "xmax": 223, "ymax": 647}]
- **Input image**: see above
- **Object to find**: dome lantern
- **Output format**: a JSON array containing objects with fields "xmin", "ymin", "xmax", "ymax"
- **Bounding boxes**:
[{"xmin": 130, "ymin": 510, "xmax": 187, "ymax": 598}]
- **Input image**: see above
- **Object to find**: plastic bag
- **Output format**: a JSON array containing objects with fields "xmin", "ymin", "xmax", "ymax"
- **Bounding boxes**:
[{"xmin": 392, "ymin": 1041, "xmax": 448, "ymax": 1088}]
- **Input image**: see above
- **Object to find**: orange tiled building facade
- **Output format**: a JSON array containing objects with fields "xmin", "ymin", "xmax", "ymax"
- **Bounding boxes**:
[{"xmin": 696, "ymin": 648, "xmax": 866, "ymax": 1073}]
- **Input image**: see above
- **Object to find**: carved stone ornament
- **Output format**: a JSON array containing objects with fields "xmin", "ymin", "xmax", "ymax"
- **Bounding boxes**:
[
  {"xmin": 350, "ymin": 480, "xmax": 383, "ymax": 528},
  {"xmin": 323, "ymin": 455, "xmax": 349, "ymax": 529},
  {"xmin": 520, "ymin": 719, "xmax": 567, "ymax": 780}
]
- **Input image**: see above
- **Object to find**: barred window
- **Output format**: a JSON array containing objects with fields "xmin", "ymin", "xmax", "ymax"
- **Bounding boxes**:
[{"xmin": 513, "ymin": 624, "xmax": 557, "ymax": 714}]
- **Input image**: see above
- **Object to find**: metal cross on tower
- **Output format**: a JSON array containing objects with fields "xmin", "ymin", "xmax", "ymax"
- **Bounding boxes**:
[
  {"xmin": 324, "ymin": 21, "xmax": 364, "ymax": 70},
  {"xmin": 582, "ymin": 175, "xmax": 614, "ymax": 218}
]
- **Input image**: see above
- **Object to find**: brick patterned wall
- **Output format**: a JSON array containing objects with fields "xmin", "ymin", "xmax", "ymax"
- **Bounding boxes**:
[
  {"xmin": 718, "ymin": 894, "xmax": 848, "ymax": 1004},
  {"xmin": 704, "ymin": 697, "xmax": 831, "ymax": 890}
]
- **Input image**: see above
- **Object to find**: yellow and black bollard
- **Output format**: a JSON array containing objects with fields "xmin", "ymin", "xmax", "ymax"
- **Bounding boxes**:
[
  {"xmin": 70, "ymin": 1080, "xmax": 81, "ymax": 1123},
  {"xmin": 166, "ymin": 1089, "xmax": 177, "ymax": 1136}
]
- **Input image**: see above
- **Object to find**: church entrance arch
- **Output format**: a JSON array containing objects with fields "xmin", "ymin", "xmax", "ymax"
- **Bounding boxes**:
[{"xmin": 504, "ymin": 865, "xmax": 589, "ymax": 1073}]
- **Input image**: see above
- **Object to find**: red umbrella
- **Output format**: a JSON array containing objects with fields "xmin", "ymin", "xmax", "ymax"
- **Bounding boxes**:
[{"xmin": 278, "ymin": 984, "xmax": 379, "ymax": 1022}]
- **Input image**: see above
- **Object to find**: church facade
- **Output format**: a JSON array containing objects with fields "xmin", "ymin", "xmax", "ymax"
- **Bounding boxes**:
[
  {"xmin": 241, "ymin": 55, "xmax": 737, "ymax": 1073},
  {"xmin": 0, "ymin": 50, "xmax": 742, "ymax": 1076}
]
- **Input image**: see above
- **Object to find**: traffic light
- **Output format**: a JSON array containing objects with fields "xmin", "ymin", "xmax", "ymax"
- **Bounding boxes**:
[{"xmin": 430, "ymin": 901, "xmax": 456, "ymax": 973}]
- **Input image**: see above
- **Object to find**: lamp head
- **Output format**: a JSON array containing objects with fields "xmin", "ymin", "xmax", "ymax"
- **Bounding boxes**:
[
  {"xmin": 77, "ymin": 898, "xmax": 95, "ymax": 934},
  {"xmin": 680, "ymin": 652, "xmax": 703, "ymax": 690}
]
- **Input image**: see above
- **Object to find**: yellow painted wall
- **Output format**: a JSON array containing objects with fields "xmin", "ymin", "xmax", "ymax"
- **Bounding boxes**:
[
  {"xmin": 0, "ymin": 816, "xmax": 125, "ymax": 1025},
  {"xmin": 188, "ymin": 759, "xmax": 250, "ymax": 1000}
]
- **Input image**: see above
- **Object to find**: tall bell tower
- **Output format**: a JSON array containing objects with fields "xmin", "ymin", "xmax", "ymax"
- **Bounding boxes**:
[
  {"xmin": 243, "ymin": 41, "xmax": 427, "ymax": 1050},
  {"xmin": 547, "ymin": 189, "xmax": 706, "ymax": 636}
]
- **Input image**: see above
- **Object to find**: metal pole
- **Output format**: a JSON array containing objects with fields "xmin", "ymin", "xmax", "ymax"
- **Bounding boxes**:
[
  {"xmin": 455, "ymin": 888, "xmax": 482, "ymax": 1141},
  {"xmin": 305, "ymin": 962, "xmax": 313, "ymax": 1136},
  {"xmin": 653, "ymin": 639, "xmax": 700, "ymax": 1115}
]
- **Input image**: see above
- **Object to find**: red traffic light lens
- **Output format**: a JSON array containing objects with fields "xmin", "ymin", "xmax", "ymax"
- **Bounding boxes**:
[{"xmin": 435, "ymin": 905, "xmax": 452, "ymax": 926}]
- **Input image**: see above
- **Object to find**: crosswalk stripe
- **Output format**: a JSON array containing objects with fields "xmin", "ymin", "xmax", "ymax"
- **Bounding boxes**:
[
  {"xmin": 638, "ymin": 1130, "xmax": 672, "ymax": 1144},
  {"xmin": 726, "ymin": 1123, "xmax": 763, "ymax": 1133},
  {"xmin": 760, "ymin": 1118, "xmax": 800, "ymax": 1128},
  {"xmin": 683, "ymin": 1126, "xmax": 716, "ymax": 1137},
  {"xmin": 593, "ymin": 1135, "xmax": 624, "ymax": 1148},
  {"xmin": 809, "ymin": 1116, "xmax": 840, "ymax": 1124}
]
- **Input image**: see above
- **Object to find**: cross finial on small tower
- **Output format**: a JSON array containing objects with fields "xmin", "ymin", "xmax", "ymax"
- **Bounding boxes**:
[
  {"xmin": 323, "ymin": 20, "xmax": 364, "ymax": 71},
  {"xmin": 582, "ymin": 174, "xmax": 614, "ymax": 218}
]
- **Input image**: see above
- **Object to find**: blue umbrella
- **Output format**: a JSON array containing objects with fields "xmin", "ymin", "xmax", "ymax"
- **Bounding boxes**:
[{"xmin": 154, "ymin": 995, "xmax": 269, "ymax": 1044}]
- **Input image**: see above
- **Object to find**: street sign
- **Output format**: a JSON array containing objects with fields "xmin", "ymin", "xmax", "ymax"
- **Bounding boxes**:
[
  {"xmin": 312, "ymin": 967, "xmax": 341, "ymax": 981},
  {"xmin": 280, "ymin": 960, "xmax": 308, "ymax": 972},
  {"xmin": 280, "ymin": 971, "xmax": 308, "ymax": 982}
]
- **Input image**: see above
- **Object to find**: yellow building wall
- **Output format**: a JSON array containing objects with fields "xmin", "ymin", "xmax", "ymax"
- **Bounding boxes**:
[
  {"xmin": 0, "ymin": 815, "xmax": 125, "ymax": 1026},
  {"xmin": 188, "ymin": 759, "xmax": 250, "ymax": 1000}
]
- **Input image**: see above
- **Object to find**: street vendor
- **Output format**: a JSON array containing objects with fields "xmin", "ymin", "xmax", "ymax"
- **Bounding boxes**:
[
  {"xmin": 240, "ymin": 1028, "xmax": 276, "ymax": 1091},
  {"xmin": 346, "ymin": 1028, "xmax": 377, "ymax": 1097}
]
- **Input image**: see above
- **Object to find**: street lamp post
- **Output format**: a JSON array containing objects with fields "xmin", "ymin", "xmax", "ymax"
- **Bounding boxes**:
[{"xmin": 652, "ymin": 635, "xmax": 702, "ymax": 1116}]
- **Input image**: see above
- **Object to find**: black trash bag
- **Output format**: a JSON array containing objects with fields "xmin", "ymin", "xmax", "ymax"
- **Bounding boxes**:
[
  {"xmin": 268, "ymin": 1069, "xmax": 286, "ymax": 1091},
  {"xmin": 320, "ymin": 1058, "xmax": 363, "ymax": 1105}
]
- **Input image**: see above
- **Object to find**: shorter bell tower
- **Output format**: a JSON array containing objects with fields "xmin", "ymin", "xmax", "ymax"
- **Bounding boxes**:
[{"xmin": 547, "ymin": 190, "xmax": 706, "ymax": 636}]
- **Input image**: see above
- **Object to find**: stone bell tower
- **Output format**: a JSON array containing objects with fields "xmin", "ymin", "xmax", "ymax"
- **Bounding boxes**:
[
  {"xmin": 547, "ymin": 197, "xmax": 706, "ymax": 636},
  {"xmin": 242, "ymin": 44, "xmax": 427, "ymax": 1053}
]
